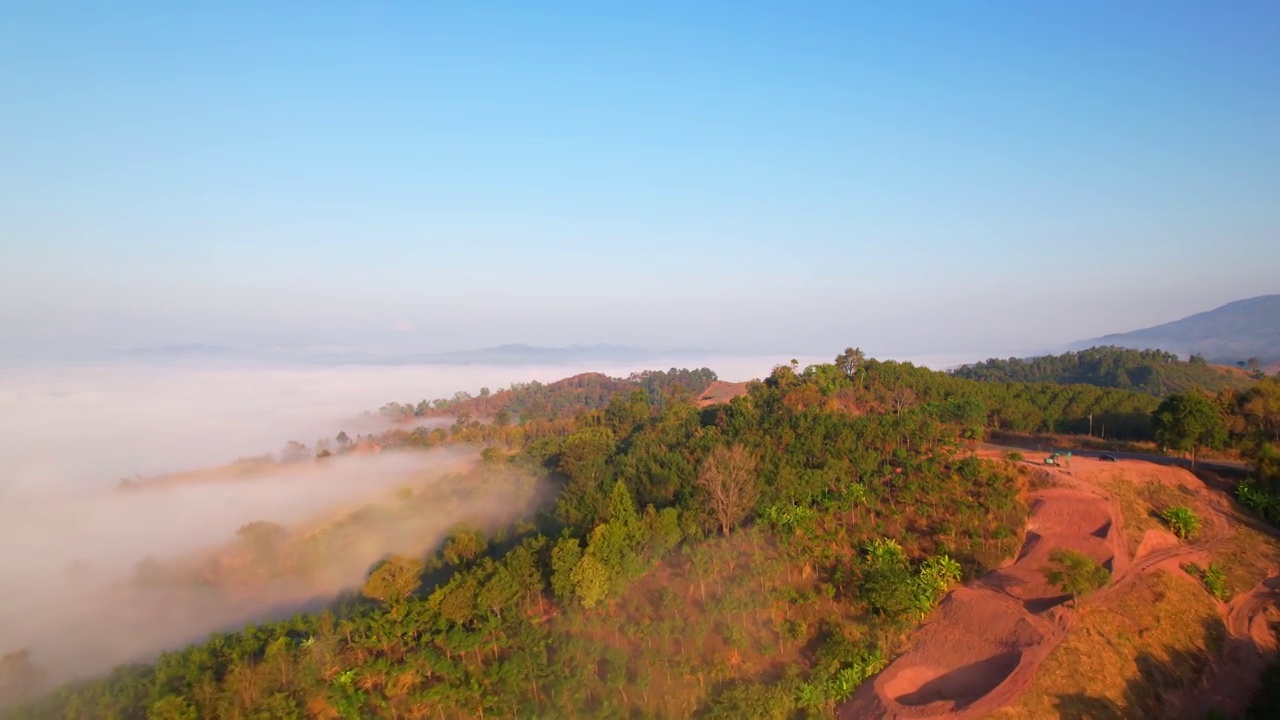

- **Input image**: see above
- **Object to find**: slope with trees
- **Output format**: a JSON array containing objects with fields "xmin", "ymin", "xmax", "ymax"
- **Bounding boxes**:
[
  {"xmin": 953, "ymin": 346, "xmax": 1255, "ymax": 396},
  {"xmin": 1067, "ymin": 294, "xmax": 1280, "ymax": 364},
  {"xmin": 8, "ymin": 351, "xmax": 1245, "ymax": 719}
]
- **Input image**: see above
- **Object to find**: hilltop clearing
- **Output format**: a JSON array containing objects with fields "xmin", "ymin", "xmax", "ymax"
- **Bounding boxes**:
[
  {"xmin": 844, "ymin": 452, "xmax": 1280, "ymax": 720},
  {"xmin": 695, "ymin": 380, "xmax": 752, "ymax": 407}
]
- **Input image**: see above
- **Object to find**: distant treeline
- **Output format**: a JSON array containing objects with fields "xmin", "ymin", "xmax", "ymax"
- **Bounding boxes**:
[
  {"xmin": 952, "ymin": 346, "xmax": 1258, "ymax": 396},
  {"xmin": 374, "ymin": 367, "xmax": 719, "ymax": 425}
]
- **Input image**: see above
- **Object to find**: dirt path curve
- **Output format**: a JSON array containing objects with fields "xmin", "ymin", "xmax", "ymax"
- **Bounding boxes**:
[
  {"xmin": 1171, "ymin": 575, "xmax": 1280, "ymax": 720},
  {"xmin": 841, "ymin": 457, "xmax": 1275, "ymax": 720}
]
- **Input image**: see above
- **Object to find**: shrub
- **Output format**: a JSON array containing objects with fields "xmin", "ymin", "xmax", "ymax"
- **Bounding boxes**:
[
  {"xmin": 1006, "ymin": 451, "xmax": 1025, "ymax": 462},
  {"xmin": 858, "ymin": 538, "xmax": 915, "ymax": 618},
  {"xmin": 1185, "ymin": 562, "xmax": 1230, "ymax": 600},
  {"xmin": 1041, "ymin": 549, "xmax": 1110, "ymax": 602},
  {"xmin": 913, "ymin": 554, "xmax": 963, "ymax": 614},
  {"xmin": 704, "ymin": 682, "xmax": 794, "ymax": 720},
  {"xmin": 1161, "ymin": 506, "xmax": 1200, "ymax": 540}
]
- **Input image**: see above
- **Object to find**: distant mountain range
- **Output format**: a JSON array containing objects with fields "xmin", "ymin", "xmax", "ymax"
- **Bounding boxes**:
[
  {"xmin": 20, "ymin": 342, "xmax": 681, "ymax": 367},
  {"xmin": 392, "ymin": 343, "xmax": 662, "ymax": 366},
  {"xmin": 1068, "ymin": 294, "xmax": 1280, "ymax": 364}
]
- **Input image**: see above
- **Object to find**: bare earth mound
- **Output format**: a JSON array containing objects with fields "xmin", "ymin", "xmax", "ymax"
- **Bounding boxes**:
[
  {"xmin": 844, "ymin": 469, "xmax": 1126, "ymax": 720},
  {"xmin": 695, "ymin": 380, "xmax": 751, "ymax": 408},
  {"xmin": 843, "ymin": 455, "xmax": 1280, "ymax": 720}
]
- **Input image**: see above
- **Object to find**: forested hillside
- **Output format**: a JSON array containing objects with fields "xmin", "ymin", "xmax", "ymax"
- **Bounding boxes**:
[
  {"xmin": 953, "ymin": 346, "xmax": 1256, "ymax": 396},
  {"xmin": 1069, "ymin": 294, "xmax": 1280, "ymax": 364},
  {"xmin": 7, "ymin": 352, "xmax": 1279, "ymax": 719},
  {"xmin": 374, "ymin": 368, "xmax": 718, "ymax": 425}
]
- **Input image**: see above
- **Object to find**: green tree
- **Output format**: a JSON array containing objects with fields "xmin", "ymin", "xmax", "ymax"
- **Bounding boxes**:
[
  {"xmin": 913, "ymin": 554, "xmax": 963, "ymax": 614},
  {"xmin": 858, "ymin": 538, "xmax": 915, "ymax": 619},
  {"xmin": 1153, "ymin": 391, "xmax": 1227, "ymax": 468},
  {"xmin": 442, "ymin": 528, "xmax": 487, "ymax": 567},
  {"xmin": 704, "ymin": 682, "xmax": 794, "ymax": 719},
  {"xmin": 1041, "ymin": 549, "xmax": 1110, "ymax": 603},
  {"xmin": 550, "ymin": 535, "xmax": 582, "ymax": 604},
  {"xmin": 361, "ymin": 554, "xmax": 425, "ymax": 611},
  {"xmin": 147, "ymin": 696, "xmax": 199, "ymax": 720},
  {"xmin": 555, "ymin": 427, "xmax": 618, "ymax": 528},
  {"xmin": 569, "ymin": 554, "xmax": 611, "ymax": 609}
]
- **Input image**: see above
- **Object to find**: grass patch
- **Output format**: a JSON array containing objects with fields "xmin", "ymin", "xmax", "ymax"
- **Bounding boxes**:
[
  {"xmin": 1183, "ymin": 562, "xmax": 1230, "ymax": 601},
  {"xmin": 1211, "ymin": 508, "xmax": 1280, "ymax": 598},
  {"xmin": 1099, "ymin": 471, "xmax": 1196, "ymax": 555}
]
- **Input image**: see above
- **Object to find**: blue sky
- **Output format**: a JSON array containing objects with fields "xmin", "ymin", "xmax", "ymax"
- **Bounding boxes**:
[{"xmin": 2, "ymin": 1, "xmax": 1277, "ymax": 358}]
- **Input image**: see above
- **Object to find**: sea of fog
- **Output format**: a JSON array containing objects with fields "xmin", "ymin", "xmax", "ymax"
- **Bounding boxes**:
[{"xmin": 0, "ymin": 351, "xmax": 970, "ymax": 683}]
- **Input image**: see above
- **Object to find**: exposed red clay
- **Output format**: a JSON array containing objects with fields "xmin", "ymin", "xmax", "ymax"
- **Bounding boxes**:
[
  {"xmin": 842, "ymin": 455, "xmax": 1280, "ymax": 720},
  {"xmin": 695, "ymin": 380, "xmax": 751, "ymax": 408}
]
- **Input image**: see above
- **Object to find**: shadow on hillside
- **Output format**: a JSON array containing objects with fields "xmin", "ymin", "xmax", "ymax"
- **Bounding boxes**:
[{"xmin": 1051, "ymin": 615, "xmax": 1266, "ymax": 720}]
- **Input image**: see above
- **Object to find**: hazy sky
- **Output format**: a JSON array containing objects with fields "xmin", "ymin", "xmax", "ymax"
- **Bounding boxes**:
[{"xmin": 2, "ymin": 2, "xmax": 1277, "ymax": 358}]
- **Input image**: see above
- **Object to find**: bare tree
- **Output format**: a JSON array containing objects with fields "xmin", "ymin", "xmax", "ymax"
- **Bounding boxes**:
[
  {"xmin": 836, "ymin": 347, "xmax": 866, "ymax": 378},
  {"xmin": 891, "ymin": 387, "xmax": 917, "ymax": 418},
  {"xmin": 697, "ymin": 444, "xmax": 759, "ymax": 536}
]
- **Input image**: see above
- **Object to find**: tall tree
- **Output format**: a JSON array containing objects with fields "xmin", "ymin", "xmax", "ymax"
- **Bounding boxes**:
[
  {"xmin": 1153, "ymin": 391, "xmax": 1227, "ymax": 468},
  {"xmin": 696, "ymin": 444, "xmax": 759, "ymax": 536},
  {"xmin": 361, "ymin": 554, "xmax": 425, "ymax": 612},
  {"xmin": 836, "ymin": 347, "xmax": 866, "ymax": 379},
  {"xmin": 550, "ymin": 535, "xmax": 582, "ymax": 604}
]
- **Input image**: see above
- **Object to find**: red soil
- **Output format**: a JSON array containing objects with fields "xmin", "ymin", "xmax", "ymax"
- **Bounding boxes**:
[
  {"xmin": 695, "ymin": 380, "xmax": 751, "ymax": 408},
  {"xmin": 842, "ymin": 455, "xmax": 1280, "ymax": 720}
]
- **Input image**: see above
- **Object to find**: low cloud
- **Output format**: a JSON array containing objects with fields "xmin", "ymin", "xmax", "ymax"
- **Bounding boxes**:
[{"xmin": 0, "ymin": 352, "xmax": 928, "ymax": 686}]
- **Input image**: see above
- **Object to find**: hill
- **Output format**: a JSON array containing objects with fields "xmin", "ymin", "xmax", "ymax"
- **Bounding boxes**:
[
  {"xmin": 952, "ymin": 346, "xmax": 1256, "ymax": 396},
  {"xmin": 1069, "ymin": 294, "xmax": 1280, "ymax": 364},
  {"xmin": 7, "ymin": 355, "xmax": 1280, "ymax": 719},
  {"xmin": 382, "ymin": 367, "xmax": 719, "ymax": 423}
]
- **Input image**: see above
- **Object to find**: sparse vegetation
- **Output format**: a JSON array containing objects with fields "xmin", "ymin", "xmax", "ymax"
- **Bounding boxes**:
[{"xmin": 990, "ymin": 571, "xmax": 1225, "ymax": 720}]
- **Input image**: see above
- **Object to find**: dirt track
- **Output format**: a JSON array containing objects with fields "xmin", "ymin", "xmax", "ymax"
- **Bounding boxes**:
[{"xmin": 841, "ymin": 455, "xmax": 1280, "ymax": 720}]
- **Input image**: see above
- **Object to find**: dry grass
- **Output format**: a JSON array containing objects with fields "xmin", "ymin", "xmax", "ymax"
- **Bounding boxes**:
[
  {"xmin": 1211, "ymin": 506, "xmax": 1280, "ymax": 598},
  {"xmin": 992, "ymin": 460, "xmax": 1280, "ymax": 719},
  {"xmin": 1096, "ymin": 467, "xmax": 1198, "ymax": 555},
  {"xmin": 990, "ymin": 571, "xmax": 1223, "ymax": 720},
  {"xmin": 1098, "ymin": 463, "xmax": 1280, "ymax": 596}
]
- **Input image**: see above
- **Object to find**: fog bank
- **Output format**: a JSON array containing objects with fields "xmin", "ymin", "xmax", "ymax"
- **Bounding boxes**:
[{"xmin": 0, "ymin": 352, "xmax": 964, "ymax": 686}]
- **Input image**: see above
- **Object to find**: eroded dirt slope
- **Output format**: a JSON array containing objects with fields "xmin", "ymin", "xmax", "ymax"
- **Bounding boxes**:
[{"xmin": 843, "ymin": 455, "xmax": 1280, "ymax": 720}]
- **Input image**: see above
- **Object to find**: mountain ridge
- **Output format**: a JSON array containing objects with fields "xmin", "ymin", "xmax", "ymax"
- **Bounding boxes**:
[{"xmin": 1067, "ymin": 294, "xmax": 1280, "ymax": 363}]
